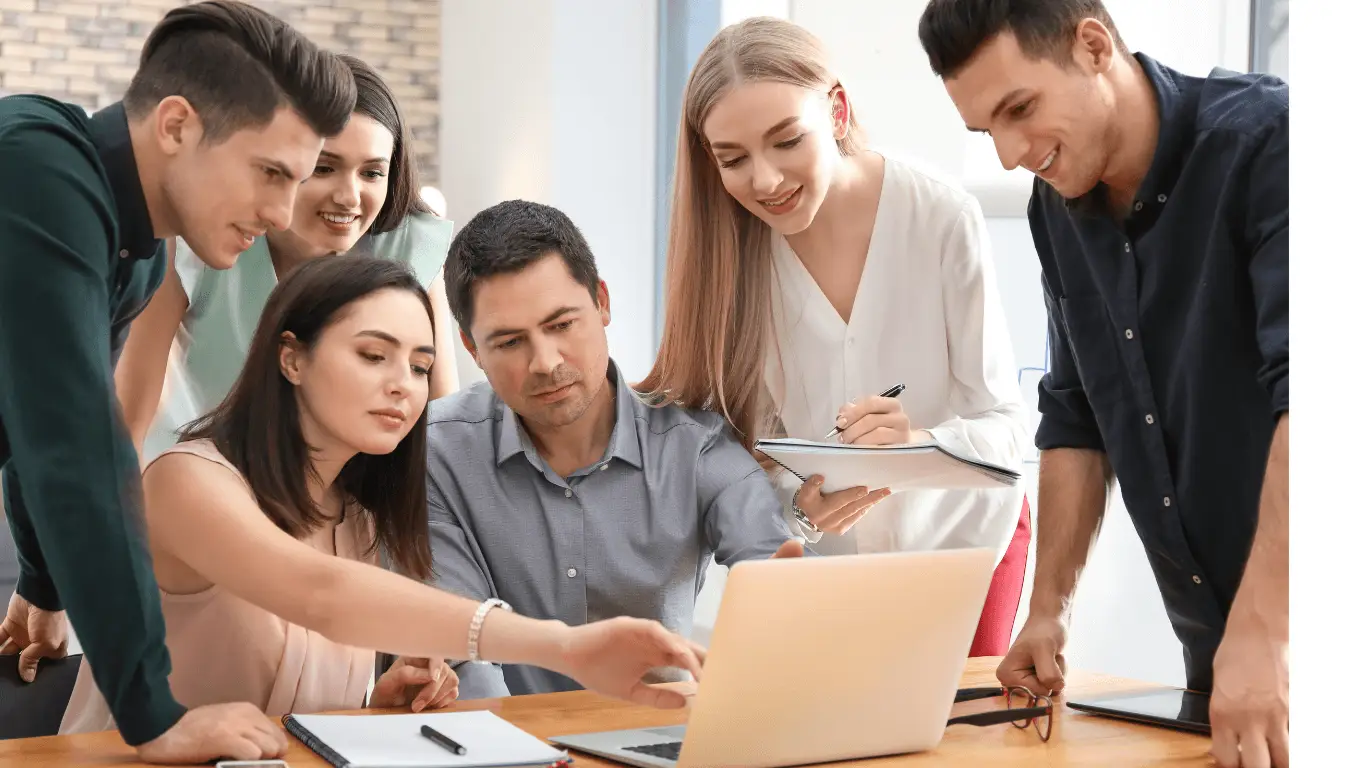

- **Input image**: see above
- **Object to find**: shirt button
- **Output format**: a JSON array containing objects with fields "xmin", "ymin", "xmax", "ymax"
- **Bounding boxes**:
[
  {"xmin": 567, "ymin": 568, "xmax": 578, "ymax": 578},
  {"xmin": 563, "ymin": 488, "xmax": 572, "ymax": 498},
  {"xmin": 846, "ymin": 338, "xmax": 855, "ymax": 347},
  {"xmin": 1124, "ymin": 329, "xmax": 1134, "ymax": 340},
  {"xmin": 1158, "ymin": 194, "xmax": 1168, "ymax": 203},
  {"xmin": 1124, "ymin": 243, "xmax": 1131, "ymax": 253},
  {"xmin": 598, "ymin": 464, "xmax": 609, "ymax": 472},
  {"xmin": 118, "ymin": 248, "xmax": 129, "ymax": 258},
  {"xmin": 1192, "ymin": 575, "xmax": 1202, "ymax": 585},
  {"xmin": 1163, "ymin": 496, "xmax": 1171, "ymax": 507},
  {"xmin": 1145, "ymin": 414, "xmax": 1154, "ymax": 425},
  {"xmin": 1134, "ymin": 201, "xmax": 1144, "ymax": 211}
]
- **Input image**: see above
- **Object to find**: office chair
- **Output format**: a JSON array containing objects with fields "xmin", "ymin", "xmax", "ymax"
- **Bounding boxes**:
[{"xmin": 0, "ymin": 654, "xmax": 83, "ymax": 739}]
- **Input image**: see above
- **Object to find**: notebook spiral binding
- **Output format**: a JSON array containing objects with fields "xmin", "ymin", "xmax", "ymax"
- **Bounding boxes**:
[
  {"xmin": 283, "ymin": 714, "xmax": 351, "ymax": 768},
  {"xmin": 757, "ymin": 448, "xmax": 808, "ymax": 483}
]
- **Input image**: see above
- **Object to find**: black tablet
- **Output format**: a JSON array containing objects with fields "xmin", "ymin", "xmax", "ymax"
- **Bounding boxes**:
[{"xmin": 1066, "ymin": 689, "xmax": 1211, "ymax": 734}]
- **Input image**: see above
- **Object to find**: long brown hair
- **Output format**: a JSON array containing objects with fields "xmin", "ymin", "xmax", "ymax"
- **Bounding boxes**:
[
  {"xmin": 340, "ymin": 54, "xmax": 434, "ymax": 235},
  {"xmin": 638, "ymin": 16, "xmax": 865, "ymax": 447},
  {"xmin": 179, "ymin": 255, "xmax": 435, "ymax": 579}
]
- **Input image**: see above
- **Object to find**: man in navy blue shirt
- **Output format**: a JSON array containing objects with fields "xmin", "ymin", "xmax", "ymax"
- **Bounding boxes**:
[{"xmin": 919, "ymin": 2, "xmax": 1288, "ymax": 766}]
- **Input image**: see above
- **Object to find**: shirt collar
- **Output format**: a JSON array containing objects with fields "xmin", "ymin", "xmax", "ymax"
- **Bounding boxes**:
[
  {"xmin": 89, "ymin": 101, "xmax": 159, "ymax": 261},
  {"xmin": 494, "ymin": 359, "xmax": 645, "ymax": 471},
  {"xmin": 1064, "ymin": 52, "xmax": 1196, "ymax": 217}
]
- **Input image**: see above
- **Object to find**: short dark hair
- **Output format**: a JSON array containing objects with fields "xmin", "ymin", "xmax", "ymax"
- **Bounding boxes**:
[
  {"xmin": 444, "ymin": 200, "xmax": 602, "ymax": 340},
  {"xmin": 341, "ymin": 54, "xmax": 434, "ymax": 235},
  {"xmin": 180, "ymin": 254, "xmax": 435, "ymax": 581},
  {"xmin": 126, "ymin": 0, "xmax": 356, "ymax": 142},
  {"xmin": 918, "ymin": 0, "xmax": 1127, "ymax": 79}
]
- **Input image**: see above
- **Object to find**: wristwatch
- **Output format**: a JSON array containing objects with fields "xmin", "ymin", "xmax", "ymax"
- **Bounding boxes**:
[
  {"xmin": 791, "ymin": 490, "xmax": 820, "ymax": 534},
  {"xmin": 467, "ymin": 598, "xmax": 513, "ymax": 663}
]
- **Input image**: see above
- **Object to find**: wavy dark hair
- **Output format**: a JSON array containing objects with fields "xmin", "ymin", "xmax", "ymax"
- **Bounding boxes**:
[
  {"xmin": 179, "ymin": 255, "xmax": 434, "ymax": 579},
  {"xmin": 340, "ymin": 54, "xmax": 434, "ymax": 235}
]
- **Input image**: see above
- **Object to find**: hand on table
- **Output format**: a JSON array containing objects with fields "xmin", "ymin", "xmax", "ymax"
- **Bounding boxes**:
[
  {"xmin": 0, "ymin": 591, "xmax": 68, "ymax": 682},
  {"xmin": 1209, "ymin": 622, "xmax": 1290, "ymax": 767},
  {"xmin": 372, "ymin": 656, "xmax": 461, "ymax": 712},
  {"xmin": 136, "ymin": 702, "xmax": 287, "ymax": 764},
  {"xmin": 995, "ymin": 614, "xmax": 1069, "ymax": 696}
]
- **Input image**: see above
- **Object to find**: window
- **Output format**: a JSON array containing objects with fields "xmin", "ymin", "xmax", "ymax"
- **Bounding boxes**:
[{"xmin": 1250, "ymin": 0, "xmax": 1289, "ymax": 80}]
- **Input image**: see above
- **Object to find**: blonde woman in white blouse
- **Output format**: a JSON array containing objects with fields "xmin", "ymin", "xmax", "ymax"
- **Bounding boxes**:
[{"xmin": 641, "ymin": 16, "xmax": 1031, "ymax": 655}]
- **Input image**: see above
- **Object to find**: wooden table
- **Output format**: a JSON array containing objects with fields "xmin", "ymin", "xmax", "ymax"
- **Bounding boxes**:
[{"xmin": 0, "ymin": 658, "xmax": 1213, "ymax": 766}]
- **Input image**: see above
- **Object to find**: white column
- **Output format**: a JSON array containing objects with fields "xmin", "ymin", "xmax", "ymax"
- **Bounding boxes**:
[{"xmin": 439, "ymin": 0, "xmax": 659, "ymax": 384}]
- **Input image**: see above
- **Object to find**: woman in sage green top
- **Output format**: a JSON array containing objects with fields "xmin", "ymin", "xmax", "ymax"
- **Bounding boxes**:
[{"xmin": 117, "ymin": 55, "xmax": 459, "ymax": 462}]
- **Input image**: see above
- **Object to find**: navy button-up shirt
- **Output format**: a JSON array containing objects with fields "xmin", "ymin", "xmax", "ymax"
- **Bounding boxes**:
[{"xmin": 1029, "ymin": 53, "xmax": 1288, "ymax": 691}]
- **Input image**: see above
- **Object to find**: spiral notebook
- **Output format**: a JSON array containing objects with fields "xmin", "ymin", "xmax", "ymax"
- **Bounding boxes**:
[
  {"xmin": 283, "ymin": 710, "xmax": 569, "ymax": 768},
  {"xmin": 755, "ymin": 437, "xmax": 1021, "ymax": 491}
]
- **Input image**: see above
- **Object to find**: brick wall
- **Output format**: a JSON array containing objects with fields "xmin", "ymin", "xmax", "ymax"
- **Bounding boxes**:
[{"xmin": 0, "ymin": 0, "xmax": 441, "ymax": 185}]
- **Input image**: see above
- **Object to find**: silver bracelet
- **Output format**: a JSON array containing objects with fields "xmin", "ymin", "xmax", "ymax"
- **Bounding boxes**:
[{"xmin": 467, "ymin": 598, "xmax": 512, "ymax": 662}]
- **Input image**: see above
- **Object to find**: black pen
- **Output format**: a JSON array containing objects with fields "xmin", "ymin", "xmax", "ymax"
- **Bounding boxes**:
[
  {"xmin": 420, "ymin": 724, "xmax": 467, "ymax": 756},
  {"xmin": 825, "ymin": 383, "xmax": 907, "ymax": 439}
]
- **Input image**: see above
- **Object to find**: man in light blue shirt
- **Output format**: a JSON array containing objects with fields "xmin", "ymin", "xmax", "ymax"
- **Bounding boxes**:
[{"xmin": 424, "ymin": 200, "xmax": 802, "ymax": 698}]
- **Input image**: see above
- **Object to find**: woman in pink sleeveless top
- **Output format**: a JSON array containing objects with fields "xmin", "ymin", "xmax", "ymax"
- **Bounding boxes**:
[{"xmin": 61, "ymin": 255, "xmax": 707, "ymax": 735}]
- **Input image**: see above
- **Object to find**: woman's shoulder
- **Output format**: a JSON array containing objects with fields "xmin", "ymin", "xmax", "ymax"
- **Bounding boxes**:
[
  {"xmin": 145, "ymin": 438, "xmax": 248, "ymax": 488},
  {"xmin": 363, "ymin": 212, "xmax": 455, "ymax": 286},
  {"xmin": 876, "ymin": 150, "xmax": 981, "ymax": 220}
]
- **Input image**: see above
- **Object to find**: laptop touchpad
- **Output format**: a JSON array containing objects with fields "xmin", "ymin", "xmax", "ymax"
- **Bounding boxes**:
[{"xmin": 644, "ymin": 725, "xmax": 687, "ymax": 740}]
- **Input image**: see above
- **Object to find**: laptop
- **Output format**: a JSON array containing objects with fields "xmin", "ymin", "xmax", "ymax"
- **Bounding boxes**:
[{"xmin": 549, "ymin": 547, "xmax": 996, "ymax": 768}]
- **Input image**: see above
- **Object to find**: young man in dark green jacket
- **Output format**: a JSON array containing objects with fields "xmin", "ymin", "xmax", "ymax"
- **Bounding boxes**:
[{"xmin": 0, "ymin": 1, "xmax": 354, "ymax": 761}]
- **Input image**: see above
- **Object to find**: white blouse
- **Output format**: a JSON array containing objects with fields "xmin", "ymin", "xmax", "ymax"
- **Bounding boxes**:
[{"xmin": 764, "ymin": 153, "xmax": 1029, "ymax": 564}]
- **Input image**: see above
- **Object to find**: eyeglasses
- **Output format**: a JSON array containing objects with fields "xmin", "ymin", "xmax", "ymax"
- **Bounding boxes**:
[{"xmin": 947, "ymin": 686, "xmax": 1053, "ymax": 742}]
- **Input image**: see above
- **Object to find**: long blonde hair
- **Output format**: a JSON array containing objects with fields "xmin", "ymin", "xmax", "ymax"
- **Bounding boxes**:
[{"xmin": 638, "ymin": 16, "xmax": 865, "ymax": 447}]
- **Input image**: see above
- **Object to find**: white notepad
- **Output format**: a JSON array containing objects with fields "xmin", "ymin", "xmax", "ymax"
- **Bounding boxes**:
[
  {"xmin": 283, "ymin": 710, "xmax": 568, "ymax": 768},
  {"xmin": 755, "ymin": 437, "xmax": 1021, "ymax": 492}
]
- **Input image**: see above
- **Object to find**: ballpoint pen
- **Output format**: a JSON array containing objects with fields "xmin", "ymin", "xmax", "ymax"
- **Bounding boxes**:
[
  {"xmin": 420, "ymin": 724, "xmax": 467, "ymax": 755},
  {"xmin": 825, "ymin": 383, "xmax": 906, "ymax": 439}
]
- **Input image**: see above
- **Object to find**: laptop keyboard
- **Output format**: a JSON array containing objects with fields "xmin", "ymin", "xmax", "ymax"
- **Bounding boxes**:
[{"xmin": 623, "ymin": 741, "xmax": 683, "ymax": 761}]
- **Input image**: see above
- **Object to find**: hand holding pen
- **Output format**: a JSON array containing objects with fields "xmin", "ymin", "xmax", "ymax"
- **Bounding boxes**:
[{"xmin": 825, "ymin": 383, "xmax": 930, "ymax": 446}]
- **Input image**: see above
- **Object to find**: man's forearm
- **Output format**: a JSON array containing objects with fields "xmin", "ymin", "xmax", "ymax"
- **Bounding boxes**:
[
  {"xmin": 1229, "ymin": 413, "xmax": 1288, "ymax": 637},
  {"xmin": 1030, "ymin": 447, "xmax": 1112, "ymax": 620}
]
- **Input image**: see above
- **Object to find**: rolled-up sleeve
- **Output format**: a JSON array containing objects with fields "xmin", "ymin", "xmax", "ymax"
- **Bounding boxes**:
[
  {"xmin": 1244, "ymin": 112, "xmax": 1288, "ymax": 416},
  {"xmin": 698, "ymin": 427, "xmax": 802, "ymax": 567},
  {"xmin": 1029, "ymin": 199, "xmax": 1106, "ymax": 452},
  {"xmin": 0, "ymin": 123, "xmax": 183, "ymax": 744},
  {"xmin": 426, "ymin": 488, "xmax": 511, "ymax": 700}
]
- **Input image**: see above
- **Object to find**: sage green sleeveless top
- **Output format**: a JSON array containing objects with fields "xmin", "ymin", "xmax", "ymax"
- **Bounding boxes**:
[{"xmin": 143, "ymin": 212, "xmax": 454, "ymax": 459}]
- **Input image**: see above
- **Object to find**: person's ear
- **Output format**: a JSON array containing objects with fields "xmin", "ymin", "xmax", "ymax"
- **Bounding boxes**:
[
  {"xmin": 279, "ymin": 332, "xmax": 306, "ymax": 385},
  {"xmin": 459, "ymin": 329, "xmax": 484, "ymax": 370},
  {"xmin": 153, "ymin": 96, "xmax": 201, "ymax": 157},
  {"xmin": 1073, "ymin": 18, "xmax": 1116, "ymax": 74},
  {"xmin": 829, "ymin": 85, "xmax": 851, "ymax": 141},
  {"xmin": 596, "ymin": 280, "xmax": 611, "ymax": 327}
]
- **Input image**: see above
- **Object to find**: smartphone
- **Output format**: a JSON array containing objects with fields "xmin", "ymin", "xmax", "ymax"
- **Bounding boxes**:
[
  {"xmin": 215, "ymin": 762, "xmax": 290, "ymax": 768},
  {"xmin": 1066, "ymin": 689, "xmax": 1211, "ymax": 734}
]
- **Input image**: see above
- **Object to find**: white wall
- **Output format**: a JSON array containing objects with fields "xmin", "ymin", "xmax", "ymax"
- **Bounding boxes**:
[
  {"xmin": 439, "ymin": 0, "xmax": 659, "ymax": 384},
  {"xmin": 786, "ymin": 0, "xmax": 1250, "ymax": 216}
]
